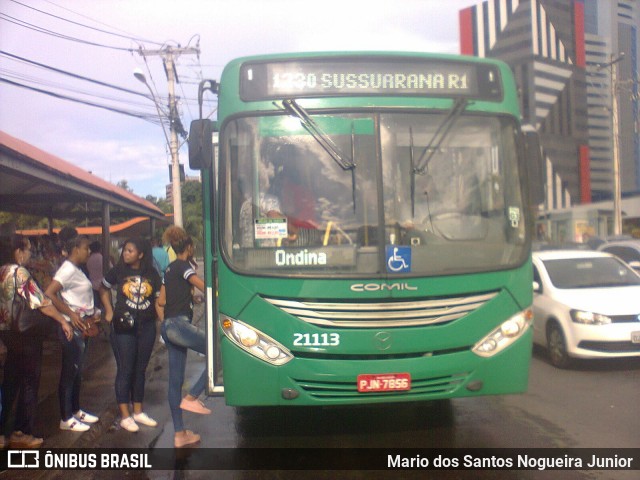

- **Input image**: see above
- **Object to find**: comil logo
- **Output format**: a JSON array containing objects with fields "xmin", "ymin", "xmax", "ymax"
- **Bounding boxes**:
[
  {"xmin": 350, "ymin": 282, "xmax": 418, "ymax": 292},
  {"xmin": 7, "ymin": 450, "xmax": 39, "ymax": 468}
]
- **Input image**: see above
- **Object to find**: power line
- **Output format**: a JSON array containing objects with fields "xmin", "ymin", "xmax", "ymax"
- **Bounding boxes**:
[
  {"xmin": 0, "ymin": 13, "xmax": 135, "ymax": 52},
  {"xmin": 1, "ymin": 3, "xmax": 215, "ymax": 133},
  {"xmin": 0, "ymin": 65, "xmax": 213, "ymax": 126},
  {"xmin": 1, "ymin": 50, "xmax": 214, "ymax": 122},
  {"xmin": 0, "ymin": 77, "xmax": 163, "ymax": 124},
  {"xmin": 0, "ymin": 50, "xmax": 148, "ymax": 97},
  {"xmin": 0, "ymin": 67, "xmax": 159, "ymax": 112},
  {"xmin": 9, "ymin": 0, "xmax": 165, "ymax": 47}
]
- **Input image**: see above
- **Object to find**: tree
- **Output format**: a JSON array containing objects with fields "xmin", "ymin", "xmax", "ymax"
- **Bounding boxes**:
[
  {"xmin": 117, "ymin": 179, "xmax": 133, "ymax": 192},
  {"xmin": 0, "ymin": 212, "xmax": 50, "ymax": 231},
  {"xmin": 181, "ymin": 180, "xmax": 203, "ymax": 244}
]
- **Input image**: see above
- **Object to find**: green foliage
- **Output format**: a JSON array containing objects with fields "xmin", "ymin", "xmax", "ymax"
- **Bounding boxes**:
[
  {"xmin": 146, "ymin": 195, "xmax": 172, "ymax": 214},
  {"xmin": 1, "ymin": 178, "xmax": 204, "ymax": 252},
  {"xmin": 142, "ymin": 180, "xmax": 204, "ymax": 251},
  {"xmin": 0, "ymin": 212, "xmax": 58, "ymax": 230},
  {"xmin": 181, "ymin": 180, "xmax": 203, "ymax": 244},
  {"xmin": 117, "ymin": 179, "xmax": 133, "ymax": 192}
]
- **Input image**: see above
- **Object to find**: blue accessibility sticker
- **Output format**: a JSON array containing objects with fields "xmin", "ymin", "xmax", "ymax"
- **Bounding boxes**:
[{"xmin": 386, "ymin": 246, "xmax": 411, "ymax": 273}]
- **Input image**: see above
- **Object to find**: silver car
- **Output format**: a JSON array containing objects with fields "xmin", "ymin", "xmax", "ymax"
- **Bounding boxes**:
[{"xmin": 532, "ymin": 250, "xmax": 640, "ymax": 368}]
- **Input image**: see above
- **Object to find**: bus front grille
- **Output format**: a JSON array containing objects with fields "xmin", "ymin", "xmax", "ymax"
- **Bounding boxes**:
[
  {"xmin": 292, "ymin": 372, "xmax": 469, "ymax": 399},
  {"xmin": 264, "ymin": 292, "xmax": 497, "ymax": 328}
]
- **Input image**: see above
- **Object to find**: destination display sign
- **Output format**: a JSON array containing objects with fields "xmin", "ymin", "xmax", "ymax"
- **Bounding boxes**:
[
  {"xmin": 240, "ymin": 57, "xmax": 502, "ymax": 101},
  {"xmin": 243, "ymin": 245, "xmax": 357, "ymax": 270}
]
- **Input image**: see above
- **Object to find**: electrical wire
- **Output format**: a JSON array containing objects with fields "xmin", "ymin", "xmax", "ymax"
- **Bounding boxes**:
[
  {"xmin": 0, "ymin": 77, "xmax": 164, "ymax": 125},
  {"xmin": 1, "ymin": 50, "xmax": 148, "ymax": 97},
  {"xmin": 2, "ymin": 2, "xmax": 218, "ymax": 128},
  {"xmin": 10, "ymin": 0, "xmax": 166, "ymax": 47},
  {"xmin": 0, "ymin": 67, "xmax": 160, "ymax": 111},
  {"xmin": 0, "ymin": 13, "xmax": 136, "ymax": 52}
]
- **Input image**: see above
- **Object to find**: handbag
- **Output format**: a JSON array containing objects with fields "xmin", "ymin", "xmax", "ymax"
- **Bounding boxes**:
[
  {"xmin": 81, "ymin": 314, "xmax": 100, "ymax": 338},
  {"xmin": 11, "ymin": 269, "xmax": 53, "ymax": 337},
  {"xmin": 113, "ymin": 311, "xmax": 136, "ymax": 333}
]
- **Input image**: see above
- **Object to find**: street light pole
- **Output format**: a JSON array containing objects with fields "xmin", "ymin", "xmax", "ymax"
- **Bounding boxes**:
[{"xmin": 134, "ymin": 68, "xmax": 183, "ymax": 227}]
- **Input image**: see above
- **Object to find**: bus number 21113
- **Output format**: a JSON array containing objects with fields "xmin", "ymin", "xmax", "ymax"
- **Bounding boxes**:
[{"xmin": 293, "ymin": 333, "xmax": 340, "ymax": 347}]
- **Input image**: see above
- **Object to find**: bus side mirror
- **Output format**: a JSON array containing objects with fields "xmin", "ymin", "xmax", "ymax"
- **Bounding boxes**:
[
  {"xmin": 523, "ymin": 130, "xmax": 545, "ymax": 207},
  {"xmin": 188, "ymin": 119, "xmax": 217, "ymax": 170}
]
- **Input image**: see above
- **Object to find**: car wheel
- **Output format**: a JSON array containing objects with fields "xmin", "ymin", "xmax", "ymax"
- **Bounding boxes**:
[{"xmin": 546, "ymin": 321, "xmax": 571, "ymax": 368}]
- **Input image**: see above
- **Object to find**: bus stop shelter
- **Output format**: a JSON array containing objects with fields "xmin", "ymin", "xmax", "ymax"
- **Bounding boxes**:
[{"xmin": 0, "ymin": 130, "xmax": 166, "ymax": 268}]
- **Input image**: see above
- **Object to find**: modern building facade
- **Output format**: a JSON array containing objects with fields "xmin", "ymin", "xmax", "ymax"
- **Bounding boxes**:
[
  {"xmin": 459, "ymin": 0, "xmax": 639, "ymax": 214},
  {"xmin": 583, "ymin": 0, "xmax": 639, "ymax": 201}
]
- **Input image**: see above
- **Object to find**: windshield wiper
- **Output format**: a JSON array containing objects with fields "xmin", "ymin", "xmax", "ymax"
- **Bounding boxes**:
[
  {"xmin": 282, "ymin": 99, "xmax": 355, "ymax": 170},
  {"xmin": 283, "ymin": 98, "xmax": 357, "ymax": 212},
  {"xmin": 409, "ymin": 127, "xmax": 417, "ymax": 218},
  {"xmin": 410, "ymin": 98, "xmax": 468, "ymax": 219},
  {"xmin": 413, "ymin": 97, "xmax": 468, "ymax": 174}
]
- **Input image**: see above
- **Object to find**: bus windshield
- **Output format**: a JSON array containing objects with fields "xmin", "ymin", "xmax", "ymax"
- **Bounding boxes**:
[{"xmin": 222, "ymin": 111, "xmax": 528, "ymax": 277}]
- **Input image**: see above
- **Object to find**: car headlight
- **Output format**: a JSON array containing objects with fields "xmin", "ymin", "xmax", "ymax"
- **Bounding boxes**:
[
  {"xmin": 472, "ymin": 308, "xmax": 533, "ymax": 357},
  {"xmin": 220, "ymin": 315, "xmax": 293, "ymax": 365},
  {"xmin": 570, "ymin": 309, "xmax": 611, "ymax": 325}
]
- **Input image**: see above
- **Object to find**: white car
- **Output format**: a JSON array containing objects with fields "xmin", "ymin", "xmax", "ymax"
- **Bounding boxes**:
[
  {"xmin": 598, "ymin": 239, "xmax": 640, "ymax": 273},
  {"xmin": 532, "ymin": 250, "xmax": 640, "ymax": 368}
]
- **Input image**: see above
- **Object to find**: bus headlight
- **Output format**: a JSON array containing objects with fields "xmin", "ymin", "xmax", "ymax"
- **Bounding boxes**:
[
  {"xmin": 472, "ymin": 308, "xmax": 533, "ymax": 357},
  {"xmin": 220, "ymin": 315, "xmax": 293, "ymax": 365}
]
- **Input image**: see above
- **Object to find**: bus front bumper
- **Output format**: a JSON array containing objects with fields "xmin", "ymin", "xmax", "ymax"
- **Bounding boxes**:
[{"xmin": 219, "ymin": 329, "xmax": 532, "ymax": 406}]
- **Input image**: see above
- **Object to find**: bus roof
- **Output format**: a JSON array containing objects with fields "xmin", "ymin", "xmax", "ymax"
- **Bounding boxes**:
[
  {"xmin": 217, "ymin": 51, "xmax": 521, "ymax": 120},
  {"xmin": 224, "ymin": 51, "xmax": 511, "ymax": 68}
]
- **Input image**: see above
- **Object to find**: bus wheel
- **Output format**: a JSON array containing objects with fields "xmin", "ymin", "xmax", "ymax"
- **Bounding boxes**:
[{"xmin": 546, "ymin": 321, "xmax": 571, "ymax": 369}]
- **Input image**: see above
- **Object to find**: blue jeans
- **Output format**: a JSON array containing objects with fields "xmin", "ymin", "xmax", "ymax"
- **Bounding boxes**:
[
  {"xmin": 58, "ymin": 327, "xmax": 88, "ymax": 421},
  {"xmin": 110, "ymin": 319, "xmax": 156, "ymax": 405},
  {"xmin": 161, "ymin": 315, "xmax": 206, "ymax": 432}
]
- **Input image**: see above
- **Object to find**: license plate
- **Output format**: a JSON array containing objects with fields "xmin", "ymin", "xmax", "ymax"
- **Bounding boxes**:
[
  {"xmin": 632, "ymin": 331, "xmax": 640, "ymax": 344},
  {"xmin": 357, "ymin": 373, "xmax": 411, "ymax": 393}
]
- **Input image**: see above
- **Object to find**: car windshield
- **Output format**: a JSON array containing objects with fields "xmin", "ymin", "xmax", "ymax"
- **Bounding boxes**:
[
  {"xmin": 221, "ymin": 111, "xmax": 528, "ymax": 277},
  {"xmin": 542, "ymin": 257, "xmax": 640, "ymax": 289}
]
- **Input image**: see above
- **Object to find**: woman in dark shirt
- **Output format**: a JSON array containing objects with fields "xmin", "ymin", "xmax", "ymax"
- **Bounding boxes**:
[
  {"xmin": 158, "ymin": 226, "xmax": 210, "ymax": 448},
  {"xmin": 100, "ymin": 238, "xmax": 161, "ymax": 433}
]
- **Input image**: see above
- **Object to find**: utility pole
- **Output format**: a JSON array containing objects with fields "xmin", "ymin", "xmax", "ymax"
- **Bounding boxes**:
[
  {"xmin": 611, "ymin": 56, "xmax": 622, "ymax": 236},
  {"xmin": 598, "ymin": 53, "xmax": 625, "ymax": 236},
  {"xmin": 137, "ymin": 46, "xmax": 199, "ymax": 227}
]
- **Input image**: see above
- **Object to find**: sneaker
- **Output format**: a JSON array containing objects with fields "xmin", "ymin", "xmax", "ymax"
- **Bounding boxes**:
[
  {"xmin": 180, "ymin": 397, "xmax": 212, "ymax": 415},
  {"xmin": 8, "ymin": 431, "xmax": 43, "ymax": 448},
  {"xmin": 133, "ymin": 412, "xmax": 157, "ymax": 427},
  {"xmin": 174, "ymin": 430, "xmax": 200, "ymax": 448},
  {"xmin": 74, "ymin": 409, "xmax": 99, "ymax": 424},
  {"xmin": 120, "ymin": 416, "xmax": 139, "ymax": 432},
  {"xmin": 60, "ymin": 418, "xmax": 90, "ymax": 432}
]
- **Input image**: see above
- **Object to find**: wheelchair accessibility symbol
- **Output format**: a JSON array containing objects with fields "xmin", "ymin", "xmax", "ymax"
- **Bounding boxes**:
[{"xmin": 386, "ymin": 246, "xmax": 411, "ymax": 273}]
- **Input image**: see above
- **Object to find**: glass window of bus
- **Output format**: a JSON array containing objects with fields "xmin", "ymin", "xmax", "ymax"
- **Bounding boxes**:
[
  {"xmin": 379, "ymin": 113, "xmax": 527, "ymax": 274},
  {"xmin": 223, "ymin": 114, "xmax": 379, "ymax": 275}
]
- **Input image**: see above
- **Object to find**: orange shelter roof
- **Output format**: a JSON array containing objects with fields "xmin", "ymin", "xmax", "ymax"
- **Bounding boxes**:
[{"xmin": 17, "ymin": 215, "xmax": 172, "ymax": 238}]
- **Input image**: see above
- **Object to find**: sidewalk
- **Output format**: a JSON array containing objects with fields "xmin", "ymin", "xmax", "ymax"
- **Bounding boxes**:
[{"xmin": 1, "ymin": 295, "xmax": 207, "ymax": 447}]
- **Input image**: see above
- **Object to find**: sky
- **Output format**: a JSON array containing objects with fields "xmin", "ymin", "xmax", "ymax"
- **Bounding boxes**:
[{"xmin": 0, "ymin": 0, "xmax": 479, "ymax": 199}]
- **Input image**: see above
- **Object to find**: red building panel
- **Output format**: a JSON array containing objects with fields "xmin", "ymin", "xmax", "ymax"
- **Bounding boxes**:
[
  {"xmin": 459, "ymin": 7, "xmax": 475, "ymax": 56},
  {"xmin": 579, "ymin": 145, "xmax": 591, "ymax": 203},
  {"xmin": 574, "ymin": 1, "xmax": 586, "ymax": 68}
]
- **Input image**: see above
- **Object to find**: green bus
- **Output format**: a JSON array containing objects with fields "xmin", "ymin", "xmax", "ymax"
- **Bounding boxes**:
[{"xmin": 189, "ymin": 52, "xmax": 536, "ymax": 406}]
